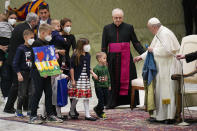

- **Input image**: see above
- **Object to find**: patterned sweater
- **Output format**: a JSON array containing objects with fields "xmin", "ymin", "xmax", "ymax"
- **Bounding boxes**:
[{"xmin": 93, "ymin": 64, "xmax": 111, "ymax": 88}]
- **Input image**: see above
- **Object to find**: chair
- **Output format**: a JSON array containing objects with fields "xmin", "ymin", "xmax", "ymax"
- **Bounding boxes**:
[
  {"xmin": 171, "ymin": 35, "xmax": 197, "ymax": 122},
  {"xmin": 131, "ymin": 78, "xmax": 144, "ymax": 109}
]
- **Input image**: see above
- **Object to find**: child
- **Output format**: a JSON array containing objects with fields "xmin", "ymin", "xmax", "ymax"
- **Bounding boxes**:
[
  {"xmin": 0, "ymin": 13, "xmax": 13, "ymax": 67},
  {"xmin": 12, "ymin": 29, "xmax": 34, "ymax": 117},
  {"xmin": 51, "ymin": 19, "xmax": 68, "ymax": 74},
  {"xmin": 93, "ymin": 52, "xmax": 111, "ymax": 119},
  {"xmin": 51, "ymin": 51, "xmax": 68, "ymax": 120},
  {"xmin": 0, "ymin": 13, "xmax": 13, "ymax": 101},
  {"xmin": 29, "ymin": 23, "xmax": 63, "ymax": 124},
  {"xmin": 51, "ymin": 73, "xmax": 68, "ymax": 120},
  {"xmin": 51, "ymin": 19, "xmax": 67, "ymax": 50},
  {"xmin": 68, "ymin": 38, "xmax": 97, "ymax": 121}
]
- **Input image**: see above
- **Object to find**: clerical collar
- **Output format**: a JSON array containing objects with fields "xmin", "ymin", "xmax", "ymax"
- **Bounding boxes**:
[
  {"xmin": 40, "ymin": 19, "xmax": 48, "ymax": 25},
  {"xmin": 156, "ymin": 25, "xmax": 164, "ymax": 36},
  {"xmin": 113, "ymin": 22, "xmax": 123, "ymax": 28}
]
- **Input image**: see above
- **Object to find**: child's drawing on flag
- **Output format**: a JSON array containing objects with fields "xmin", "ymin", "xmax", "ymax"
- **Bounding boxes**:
[{"xmin": 33, "ymin": 45, "xmax": 61, "ymax": 77}]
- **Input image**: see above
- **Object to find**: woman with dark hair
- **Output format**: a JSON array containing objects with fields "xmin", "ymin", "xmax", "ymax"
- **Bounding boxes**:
[
  {"xmin": 0, "ymin": 11, "xmax": 17, "ymax": 103},
  {"xmin": 6, "ymin": 10, "xmax": 17, "ymax": 27},
  {"xmin": 60, "ymin": 18, "xmax": 77, "ymax": 117},
  {"xmin": 60, "ymin": 18, "xmax": 76, "ymax": 74}
]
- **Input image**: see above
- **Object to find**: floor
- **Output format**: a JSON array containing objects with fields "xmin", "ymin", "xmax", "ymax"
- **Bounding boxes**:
[
  {"xmin": 0, "ymin": 82, "xmax": 146, "ymax": 131},
  {"xmin": 1, "ymin": 81, "xmax": 196, "ymax": 131}
]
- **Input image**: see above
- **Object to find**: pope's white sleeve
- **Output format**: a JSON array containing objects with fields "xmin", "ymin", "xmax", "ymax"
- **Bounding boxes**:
[{"xmin": 140, "ymin": 51, "xmax": 148, "ymax": 60}]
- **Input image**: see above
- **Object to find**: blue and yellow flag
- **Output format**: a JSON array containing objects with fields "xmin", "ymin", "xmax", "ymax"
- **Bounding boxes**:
[
  {"xmin": 142, "ymin": 51, "xmax": 157, "ymax": 114},
  {"xmin": 33, "ymin": 45, "xmax": 61, "ymax": 77},
  {"xmin": 8, "ymin": 0, "xmax": 48, "ymax": 21}
]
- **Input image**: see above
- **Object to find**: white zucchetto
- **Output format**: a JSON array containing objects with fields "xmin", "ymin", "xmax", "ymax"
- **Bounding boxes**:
[{"xmin": 148, "ymin": 17, "xmax": 161, "ymax": 25}]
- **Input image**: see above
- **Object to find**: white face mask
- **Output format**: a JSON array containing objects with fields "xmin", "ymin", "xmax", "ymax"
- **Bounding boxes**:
[
  {"xmin": 45, "ymin": 35, "xmax": 52, "ymax": 42},
  {"xmin": 27, "ymin": 38, "xmax": 35, "ymax": 46},
  {"xmin": 8, "ymin": 19, "xmax": 16, "ymax": 26},
  {"xmin": 64, "ymin": 27, "xmax": 71, "ymax": 33},
  {"xmin": 83, "ymin": 44, "xmax": 91, "ymax": 52}
]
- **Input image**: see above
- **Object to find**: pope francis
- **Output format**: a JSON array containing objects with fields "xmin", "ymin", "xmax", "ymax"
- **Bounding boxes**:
[{"xmin": 134, "ymin": 17, "xmax": 181, "ymax": 124}]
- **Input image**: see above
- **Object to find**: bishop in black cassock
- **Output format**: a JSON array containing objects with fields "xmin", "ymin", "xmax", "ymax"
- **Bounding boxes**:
[{"xmin": 101, "ymin": 8, "xmax": 145, "ymax": 109}]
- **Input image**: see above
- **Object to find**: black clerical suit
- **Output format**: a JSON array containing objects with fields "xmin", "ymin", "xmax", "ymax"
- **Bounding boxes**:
[
  {"xmin": 102, "ymin": 22, "xmax": 145, "ymax": 108},
  {"xmin": 185, "ymin": 51, "xmax": 197, "ymax": 63}
]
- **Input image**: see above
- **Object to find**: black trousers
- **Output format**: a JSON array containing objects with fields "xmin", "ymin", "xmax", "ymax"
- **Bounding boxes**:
[
  {"xmin": 95, "ymin": 87, "xmax": 109, "ymax": 115},
  {"xmin": 0, "ymin": 61, "xmax": 12, "ymax": 98},
  {"xmin": 17, "ymin": 71, "xmax": 32, "ymax": 112},
  {"xmin": 183, "ymin": 0, "xmax": 197, "ymax": 35},
  {"xmin": 30, "ymin": 69, "xmax": 53, "ymax": 117},
  {"xmin": 4, "ymin": 64, "xmax": 18, "ymax": 110}
]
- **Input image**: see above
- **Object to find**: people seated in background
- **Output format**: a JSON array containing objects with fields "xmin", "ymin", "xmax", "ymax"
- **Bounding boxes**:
[{"xmin": 134, "ymin": 17, "xmax": 180, "ymax": 124}]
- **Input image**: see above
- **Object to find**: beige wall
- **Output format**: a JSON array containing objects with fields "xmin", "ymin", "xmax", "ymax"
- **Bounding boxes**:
[{"xmin": 0, "ymin": 0, "xmax": 185, "ymax": 74}]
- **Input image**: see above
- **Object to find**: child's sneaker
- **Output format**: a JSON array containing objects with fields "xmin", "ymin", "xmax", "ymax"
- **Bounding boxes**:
[
  {"xmin": 29, "ymin": 116, "xmax": 43, "ymax": 124},
  {"xmin": 46, "ymin": 115, "xmax": 63, "ymax": 123},
  {"xmin": 57, "ymin": 115, "xmax": 68, "ymax": 120},
  {"xmin": 93, "ymin": 107, "xmax": 100, "ymax": 117},
  {"xmin": 100, "ymin": 112, "xmax": 107, "ymax": 120},
  {"xmin": 16, "ymin": 110, "xmax": 24, "ymax": 117}
]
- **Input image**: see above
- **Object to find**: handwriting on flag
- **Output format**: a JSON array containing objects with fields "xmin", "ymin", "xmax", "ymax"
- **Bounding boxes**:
[{"xmin": 33, "ymin": 45, "xmax": 61, "ymax": 77}]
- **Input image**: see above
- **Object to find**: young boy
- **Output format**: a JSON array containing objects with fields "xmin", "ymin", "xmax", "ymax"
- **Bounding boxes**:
[
  {"xmin": 51, "ymin": 19, "xmax": 67, "ymax": 50},
  {"xmin": 29, "ymin": 23, "xmax": 63, "ymax": 124},
  {"xmin": 12, "ymin": 29, "xmax": 34, "ymax": 117},
  {"xmin": 93, "ymin": 52, "xmax": 111, "ymax": 119}
]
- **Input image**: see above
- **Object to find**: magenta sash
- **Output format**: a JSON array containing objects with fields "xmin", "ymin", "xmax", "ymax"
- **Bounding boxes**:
[{"xmin": 109, "ymin": 42, "xmax": 130, "ymax": 95}]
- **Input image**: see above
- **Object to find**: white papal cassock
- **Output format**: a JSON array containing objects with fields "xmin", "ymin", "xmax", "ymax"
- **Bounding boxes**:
[{"xmin": 141, "ymin": 25, "xmax": 181, "ymax": 121}]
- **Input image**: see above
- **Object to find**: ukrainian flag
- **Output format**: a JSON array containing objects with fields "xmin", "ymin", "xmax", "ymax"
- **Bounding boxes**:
[{"xmin": 8, "ymin": 0, "xmax": 48, "ymax": 21}]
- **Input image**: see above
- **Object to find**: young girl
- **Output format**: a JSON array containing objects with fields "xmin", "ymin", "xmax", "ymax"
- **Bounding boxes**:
[{"xmin": 68, "ymin": 38, "xmax": 97, "ymax": 121}]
